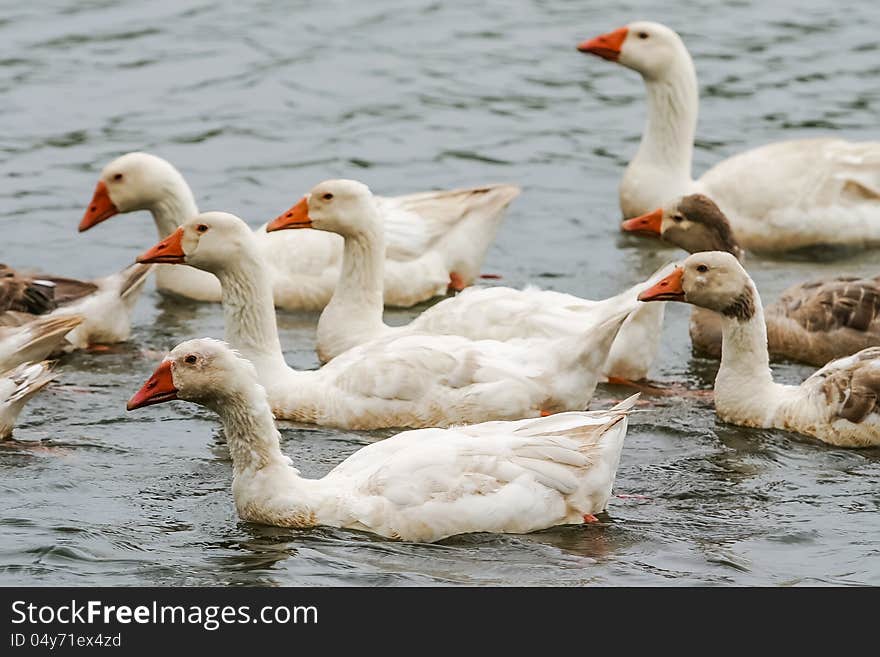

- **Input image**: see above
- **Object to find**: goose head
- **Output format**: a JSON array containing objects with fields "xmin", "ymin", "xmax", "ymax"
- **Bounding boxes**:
[
  {"xmin": 136, "ymin": 211, "xmax": 256, "ymax": 274},
  {"xmin": 622, "ymin": 194, "xmax": 744, "ymax": 258},
  {"xmin": 578, "ymin": 21, "xmax": 689, "ymax": 80},
  {"xmin": 127, "ymin": 338, "xmax": 259, "ymax": 412},
  {"xmin": 266, "ymin": 179, "xmax": 378, "ymax": 238},
  {"xmin": 638, "ymin": 251, "xmax": 757, "ymax": 320},
  {"xmin": 80, "ymin": 152, "xmax": 188, "ymax": 232}
]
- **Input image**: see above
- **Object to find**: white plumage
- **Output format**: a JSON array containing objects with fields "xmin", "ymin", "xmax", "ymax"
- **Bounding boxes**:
[
  {"xmin": 128, "ymin": 338, "xmax": 637, "ymax": 542},
  {"xmin": 82, "ymin": 152, "xmax": 519, "ymax": 309},
  {"xmin": 0, "ymin": 361, "xmax": 55, "ymax": 439},
  {"xmin": 580, "ymin": 21, "xmax": 880, "ymax": 251},
  {"xmin": 0, "ymin": 314, "xmax": 83, "ymax": 371},
  {"xmin": 285, "ymin": 179, "xmax": 669, "ymax": 381},
  {"xmin": 137, "ymin": 211, "xmax": 639, "ymax": 429}
]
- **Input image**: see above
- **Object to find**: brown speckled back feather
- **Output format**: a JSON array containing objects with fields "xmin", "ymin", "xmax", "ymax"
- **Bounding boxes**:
[
  {"xmin": 817, "ymin": 347, "xmax": 880, "ymax": 424},
  {"xmin": 0, "ymin": 264, "xmax": 57, "ymax": 314},
  {"xmin": 774, "ymin": 277, "xmax": 880, "ymax": 335}
]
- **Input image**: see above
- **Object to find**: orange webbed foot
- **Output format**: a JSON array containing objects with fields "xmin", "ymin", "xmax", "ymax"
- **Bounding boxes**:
[{"xmin": 447, "ymin": 272, "xmax": 466, "ymax": 294}]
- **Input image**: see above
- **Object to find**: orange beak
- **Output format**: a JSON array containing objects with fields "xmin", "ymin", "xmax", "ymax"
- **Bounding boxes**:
[
  {"xmin": 266, "ymin": 197, "xmax": 311, "ymax": 232},
  {"xmin": 638, "ymin": 267, "xmax": 685, "ymax": 302},
  {"xmin": 577, "ymin": 27, "xmax": 628, "ymax": 61},
  {"xmin": 621, "ymin": 208, "xmax": 663, "ymax": 236},
  {"xmin": 127, "ymin": 360, "xmax": 177, "ymax": 410},
  {"xmin": 79, "ymin": 181, "xmax": 119, "ymax": 232},
  {"xmin": 137, "ymin": 227, "xmax": 186, "ymax": 264}
]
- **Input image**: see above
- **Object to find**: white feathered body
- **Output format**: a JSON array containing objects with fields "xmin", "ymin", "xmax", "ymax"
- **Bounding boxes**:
[{"xmin": 233, "ymin": 403, "xmax": 633, "ymax": 542}]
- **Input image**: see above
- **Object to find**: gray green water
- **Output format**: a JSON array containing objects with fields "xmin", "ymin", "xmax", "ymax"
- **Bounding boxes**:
[{"xmin": 1, "ymin": 0, "xmax": 878, "ymax": 585}]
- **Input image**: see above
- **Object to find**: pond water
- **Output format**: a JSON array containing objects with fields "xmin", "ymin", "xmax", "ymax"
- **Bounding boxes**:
[{"xmin": 1, "ymin": 0, "xmax": 878, "ymax": 585}]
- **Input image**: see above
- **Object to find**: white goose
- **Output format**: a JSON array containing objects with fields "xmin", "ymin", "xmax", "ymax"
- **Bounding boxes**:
[
  {"xmin": 80, "ymin": 152, "xmax": 520, "ymax": 309},
  {"xmin": 47, "ymin": 264, "xmax": 152, "ymax": 349},
  {"xmin": 0, "ymin": 262, "xmax": 151, "ymax": 349},
  {"xmin": 578, "ymin": 21, "xmax": 880, "ymax": 251},
  {"xmin": 127, "ymin": 338, "xmax": 636, "ymax": 542},
  {"xmin": 0, "ymin": 315, "xmax": 83, "ymax": 371},
  {"xmin": 267, "ymin": 178, "xmax": 668, "ymax": 380},
  {"xmin": 1, "ymin": 361, "xmax": 55, "ymax": 440},
  {"xmin": 639, "ymin": 251, "xmax": 880, "ymax": 447},
  {"xmin": 136, "ymin": 212, "xmax": 638, "ymax": 430}
]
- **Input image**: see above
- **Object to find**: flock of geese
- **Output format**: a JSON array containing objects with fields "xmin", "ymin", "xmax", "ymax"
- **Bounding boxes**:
[{"xmin": 2, "ymin": 22, "xmax": 879, "ymax": 543}]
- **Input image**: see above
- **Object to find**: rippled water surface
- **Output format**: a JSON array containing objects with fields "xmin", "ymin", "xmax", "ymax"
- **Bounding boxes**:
[{"xmin": 1, "ymin": 0, "xmax": 879, "ymax": 586}]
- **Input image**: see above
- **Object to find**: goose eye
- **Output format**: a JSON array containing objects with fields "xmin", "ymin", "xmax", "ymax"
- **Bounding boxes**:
[
  {"xmin": 672, "ymin": 215, "xmax": 684, "ymax": 223},
  {"xmin": 112, "ymin": 173, "xmax": 123, "ymax": 181},
  {"xmin": 638, "ymin": 32, "xmax": 649, "ymax": 39},
  {"xmin": 196, "ymin": 224, "xmax": 209, "ymax": 233},
  {"xmin": 696, "ymin": 264, "xmax": 709, "ymax": 273},
  {"xmin": 322, "ymin": 193, "xmax": 333, "ymax": 201},
  {"xmin": 184, "ymin": 355, "xmax": 197, "ymax": 364}
]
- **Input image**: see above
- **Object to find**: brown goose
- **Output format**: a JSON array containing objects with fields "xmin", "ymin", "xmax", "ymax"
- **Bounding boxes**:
[
  {"xmin": 0, "ymin": 265, "xmax": 57, "ymax": 315},
  {"xmin": 0, "ymin": 263, "xmax": 152, "ymax": 349},
  {"xmin": 622, "ymin": 194, "xmax": 880, "ymax": 365}
]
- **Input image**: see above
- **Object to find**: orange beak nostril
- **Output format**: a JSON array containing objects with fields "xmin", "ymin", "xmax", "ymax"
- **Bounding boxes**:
[
  {"xmin": 577, "ymin": 26, "xmax": 628, "ymax": 61},
  {"xmin": 136, "ymin": 226, "xmax": 186, "ymax": 264},
  {"xmin": 621, "ymin": 208, "xmax": 663, "ymax": 235},
  {"xmin": 637, "ymin": 267, "xmax": 686, "ymax": 302},
  {"xmin": 127, "ymin": 360, "xmax": 178, "ymax": 411},
  {"xmin": 266, "ymin": 196, "xmax": 312, "ymax": 232},
  {"xmin": 79, "ymin": 180, "xmax": 119, "ymax": 232}
]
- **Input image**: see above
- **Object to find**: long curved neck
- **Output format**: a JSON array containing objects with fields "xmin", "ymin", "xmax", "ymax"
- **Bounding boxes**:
[
  {"xmin": 149, "ymin": 177, "xmax": 200, "ymax": 239},
  {"xmin": 718, "ymin": 307, "xmax": 773, "ymax": 386},
  {"xmin": 215, "ymin": 385, "xmax": 289, "ymax": 476},
  {"xmin": 214, "ymin": 252, "xmax": 287, "ymax": 374},
  {"xmin": 713, "ymin": 286, "xmax": 792, "ymax": 425},
  {"xmin": 318, "ymin": 224, "xmax": 387, "ymax": 349},
  {"xmin": 217, "ymin": 382, "xmax": 326, "ymax": 528},
  {"xmin": 635, "ymin": 53, "xmax": 698, "ymax": 180}
]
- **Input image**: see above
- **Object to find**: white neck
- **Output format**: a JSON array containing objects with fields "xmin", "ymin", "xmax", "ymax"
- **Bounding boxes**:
[
  {"xmin": 713, "ymin": 286, "xmax": 794, "ymax": 426},
  {"xmin": 148, "ymin": 178, "xmax": 199, "ymax": 239},
  {"xmin": 209, "ymin": 251, "xmax": 338, "ymax": 425},
  {"xmin": 317, "ymin": 223, "xmax": 388, "ymax": 355},
  {"xmin": 216, "ymin": 384, "xmax": 289, "ymax": 475},
  {"xmin": 144, "ymin": 177, "xmax": 215, "ymax": 295},
  {"xmin": 214, "ymin": 383, "xmax": 319, "ymax": 524},
  {"xmin": 632, "ymin": 53, "xmax": 698, "ymax": 182},
  {"xmin": 213, "ymin": 251, "xmax": 288, "ymax": 376}
]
